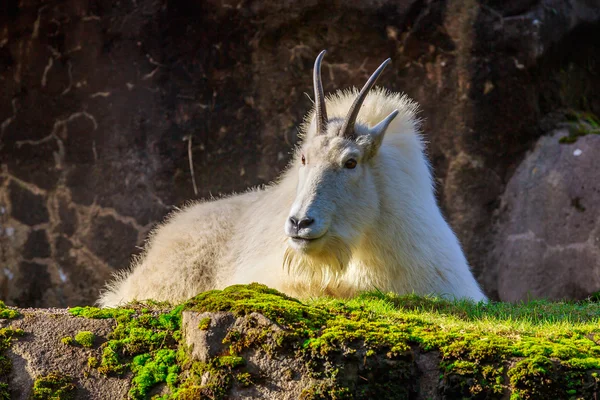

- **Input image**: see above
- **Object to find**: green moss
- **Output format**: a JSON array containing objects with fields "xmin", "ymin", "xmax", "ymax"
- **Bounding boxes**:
[
  {"xmin": 60, "ymin": 336, "xmax": 73, "ymax": 346},
  {"xmin": 236, "ymin": 372, "xmax": 253, "ymax": 387},
  {"xmin": 0, "ymin": 301, "xmax": 19, "ymax": 320},
  {"xmin": 300, "ymin": 382, "xmax": 352, "ymax": 399},
  {"xmin": 0, "ymin": 327, "xmax": 24, "ymax": 399},
  {"xmin": 126, "ymin": 299, "xmax": 174, "ymax": 309},
  {"xmin": 129, "ymin": 349, "xmax": 180, "ymax": 400},
  {"xmin": 68, "ymin": 306, "xmax": 135, "ymax": 320},
  {"xmin": 87, "ymin": 356, "xmax": 99, "ymax": 369},
  {"xmin": 69, "ymin": 302, "xmax": 183, "ymax": 397},
  {"xmin": 63, "ymin": 285, "xmax": 600, "ymax": 399},
  {"xmin": 0, "ymin": 356, "xmax": 10, "ymax": 378},
  {"xmin": 168, "ymin": 356, "xmax": 249, "ymax": 400},
  {"xmin": 31, "ymin": 373, "xmax": 76, "ymax": 400},
  {"xmin": 301, "ymin": 313, "xmax": 411, "ymax": 356},
  {"xmin": 197, "ymin": 317, "xmax": 211, "ymax": 330},
  {"xmin": 74, "ymin": 331, "xmax": 95, "ymax": 348},
  {"xmin": 173, "ymin": 284, "xmax": 600, "ymax": 399},
  {"xmin": 97, "ymin": 345, "xmax": 125, "ymax": 375},
  {"xmin": 183, "ymin": 283, "xmax": 328, "ymax": 333},
  {"xmin": 559, "ymin": 110, "xmax": 600, "ymax": 143},
  {"xmin": 222, "ymin": 320, "xmax": 281, "ymax": 357},
  {"xmin": 215, "ymin": 356, "xmax": 245, "ymax": 369},
  {"xmin": 0, "ymin": 383, "xmax": 8, "ymax": 400}
]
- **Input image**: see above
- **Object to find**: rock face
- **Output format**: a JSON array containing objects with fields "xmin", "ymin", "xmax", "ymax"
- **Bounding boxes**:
[
  {"xmin": 181, "ymin": 311, "xmax": 313, "ymax": 399},
  {"xmin": 2, "ymin": 307, "xmax": 438, "ymax": 399},
  {"xmin": 1, "ymin": 0, "xmax": 600, "ymax": 306},
  {"xmin": 3, "ymin": 284, "xmax": 600, "ymax": 399},
  {"xmin": 491, "ymin": 130, "xmax": 600, "ymax": 301},
  {"xmin": 6, "ymin": 309, "xmax": 130, "ymax": 399}
]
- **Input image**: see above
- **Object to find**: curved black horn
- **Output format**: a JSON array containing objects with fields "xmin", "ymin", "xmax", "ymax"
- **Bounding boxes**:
[
  {"xmin": 340, "ymin": 58, "xmax": 391, "ymax": 138},
  {"xmin": 313, "ymin": 50, "xmax": 328, "ymax": 135}
]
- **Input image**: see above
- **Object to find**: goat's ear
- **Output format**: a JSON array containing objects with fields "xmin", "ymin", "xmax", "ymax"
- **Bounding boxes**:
[
  {"xmin": 302, "ymin": 112, "xmax": 319, "ymax": 142},
  {"xmin": 298, "ymin": 113, "xmax": 317, "ymax": 143},
  {"xmin": 368, "ymin": 109, "xmax": 399, "ymax": 153}
]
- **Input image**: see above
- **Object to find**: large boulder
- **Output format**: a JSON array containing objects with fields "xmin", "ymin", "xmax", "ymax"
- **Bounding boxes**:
[{"xmin": 491, "ymin": 129, "xmax": 600, "ymax": 301}]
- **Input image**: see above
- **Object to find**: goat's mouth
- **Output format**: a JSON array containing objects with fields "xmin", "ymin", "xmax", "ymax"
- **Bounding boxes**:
[
  {"xmin": 288, "ymin": 233, "xmax": 327, "ymax": 251},
  {"xmin": 291, "ymin": 236, "xmax": 320, "ymax": 244}
]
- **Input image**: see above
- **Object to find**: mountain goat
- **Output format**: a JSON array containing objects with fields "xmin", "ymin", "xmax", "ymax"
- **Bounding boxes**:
[{"xmin": 98, "ymin": 50, "xmax": 487, "ymax": 307}]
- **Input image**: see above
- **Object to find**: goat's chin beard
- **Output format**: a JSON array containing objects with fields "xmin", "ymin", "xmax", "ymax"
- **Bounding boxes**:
[{"xmin": 283, "ymin": 236, "xmax": 352, "ymax": 288}]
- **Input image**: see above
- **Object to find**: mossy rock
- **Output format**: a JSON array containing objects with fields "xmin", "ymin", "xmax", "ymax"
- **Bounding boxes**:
[{"xmin": 46, "ymin": 284, "xmax": 600, "ymax": 399}]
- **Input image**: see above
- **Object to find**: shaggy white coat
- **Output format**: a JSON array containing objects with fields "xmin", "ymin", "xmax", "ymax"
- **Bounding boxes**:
[{"xmin": 98, "ymin": 88, "xmax": 487, "ymax": 307}]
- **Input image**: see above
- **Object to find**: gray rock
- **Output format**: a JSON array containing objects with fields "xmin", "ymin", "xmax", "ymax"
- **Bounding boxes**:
[
  {"xmin": 181, "ymin": 311, "xmax": 434, "ymax": 399},
  {"xmin": 492, "ymin": 130, "xmax": 600, "ymax": 301},
  {"xmin": 3, "ymin": 308, "xmax": 129, "ymax": 400},
  {"xmin": 181, "ymin": 311, "xmax": 236, "ymax": 363}
]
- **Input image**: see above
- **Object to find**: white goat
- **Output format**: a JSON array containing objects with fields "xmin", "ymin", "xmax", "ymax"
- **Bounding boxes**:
[{"xmin": 98, "ymin": 51, "xmax": 486, "ymax": 307}]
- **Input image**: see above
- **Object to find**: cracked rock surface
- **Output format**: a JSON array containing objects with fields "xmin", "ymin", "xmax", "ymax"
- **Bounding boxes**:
[{"xmin": 1, "ymin": 0, "xmax": 600, "ymax": 305}]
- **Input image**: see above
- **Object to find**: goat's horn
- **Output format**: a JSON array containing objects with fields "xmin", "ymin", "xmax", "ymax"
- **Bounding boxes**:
[
  {"xmin": 313, "ymin": 50, "xmax": 328, "ymax": 135},
  {"xmin": 341, "ymin": 58, "xmax": 391, "ymax": 138}
]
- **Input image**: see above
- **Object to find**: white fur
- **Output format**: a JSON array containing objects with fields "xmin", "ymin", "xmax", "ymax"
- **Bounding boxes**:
[{"xmin": 98, "ymin": 87, "xmax": 486, "ymax": 307}]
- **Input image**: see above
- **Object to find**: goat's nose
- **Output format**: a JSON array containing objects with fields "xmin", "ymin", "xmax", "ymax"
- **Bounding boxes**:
[
  {"xmin": 288, "ymin": 217, "xmax": 315, "ymax": 232},
  {"xmin": 297, "ymin": 217, "xmax": 314, "ymax": 230}
]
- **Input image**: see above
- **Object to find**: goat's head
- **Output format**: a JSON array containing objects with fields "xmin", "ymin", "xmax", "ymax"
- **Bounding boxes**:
[{"xmin": 284, "ymin": 51, "xmax": 399, "ymax": 268}]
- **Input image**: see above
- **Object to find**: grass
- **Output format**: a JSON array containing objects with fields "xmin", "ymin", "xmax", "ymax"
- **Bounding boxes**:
[
  {"xmin": 65, "ymin": 284, "xmax": 600, "ymax": 399},
  {"xmin": 308, "ymin": 291, "xmax": 600, "ymax": 365},
  {"xmin": 304, "ymin": 292, "xmax": 600, "ymax": 399},
  {"xmin": 559, "ymin": 110, "xmax": 600, "ymax": 143}
]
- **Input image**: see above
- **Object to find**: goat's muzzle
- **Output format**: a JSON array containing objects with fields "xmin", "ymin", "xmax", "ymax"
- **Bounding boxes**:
[{"xmin": 285, "ymin": 215, "xmax": 327, "ymax": 252}]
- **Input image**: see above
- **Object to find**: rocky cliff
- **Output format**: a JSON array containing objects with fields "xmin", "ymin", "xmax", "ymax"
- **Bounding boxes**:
[{"xmin": 1, "ymin": 0, "xmax": 600, "ymax": 306}]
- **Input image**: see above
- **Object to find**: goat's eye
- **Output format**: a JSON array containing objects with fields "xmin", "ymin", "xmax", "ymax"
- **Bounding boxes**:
[
  {"xmin": 344, "ymin": 159, "xmax": 357, "ymax": 169},
  {"xmin": 301, "ymin": 155, "xmax": 306, "ymax": 165}
]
